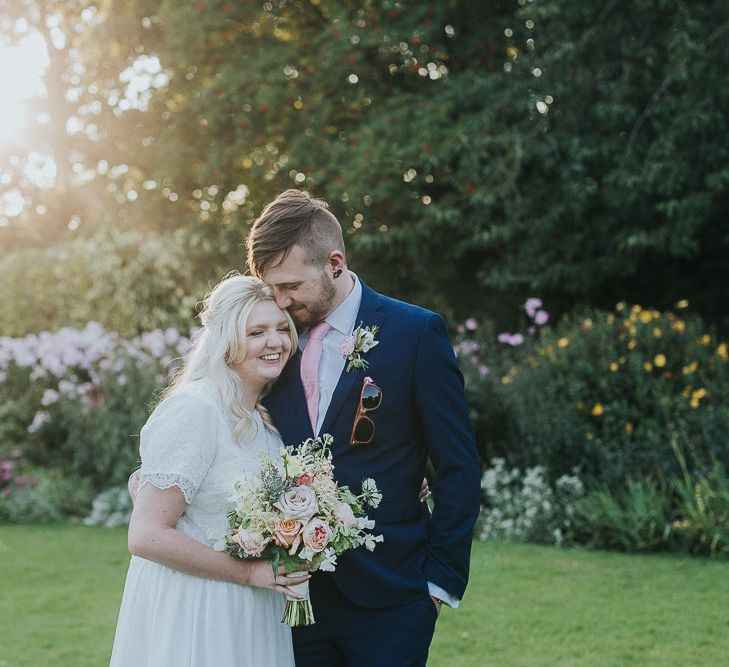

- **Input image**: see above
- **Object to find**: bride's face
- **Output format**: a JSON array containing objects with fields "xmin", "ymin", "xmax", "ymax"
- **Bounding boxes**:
[{"xmin": 233, "ymin": 301, "xmax": 293, "ymax": 387}]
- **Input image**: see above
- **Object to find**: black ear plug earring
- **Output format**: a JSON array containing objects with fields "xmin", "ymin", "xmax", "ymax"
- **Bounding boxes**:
[{"xmin": 333, "ymin": 269, "xmax": 343, "ymax": 279}]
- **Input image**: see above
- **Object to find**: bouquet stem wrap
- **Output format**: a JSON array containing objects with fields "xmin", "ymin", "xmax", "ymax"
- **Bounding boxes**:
[{"xmin": 281, "ymin": 574, "xmax": 314, "ymax": 626}]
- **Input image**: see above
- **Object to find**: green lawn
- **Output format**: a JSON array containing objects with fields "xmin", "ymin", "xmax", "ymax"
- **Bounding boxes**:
[{"xmin": 1, "ymin": 524, "xmax": 728, "ymax": 666}]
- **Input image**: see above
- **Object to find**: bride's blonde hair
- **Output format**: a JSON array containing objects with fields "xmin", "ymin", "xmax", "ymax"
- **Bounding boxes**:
[{"xmin": 164, "ymin": 273, "xmax": 297, "ymax": 441}]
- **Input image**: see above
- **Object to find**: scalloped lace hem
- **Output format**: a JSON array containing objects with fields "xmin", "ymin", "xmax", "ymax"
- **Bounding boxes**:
[{"xmin": 139, "ymin": 473, "xmax": 197, "ymax": 504}]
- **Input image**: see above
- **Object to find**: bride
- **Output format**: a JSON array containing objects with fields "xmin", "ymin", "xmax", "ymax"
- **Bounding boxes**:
[{"xmin": 109, "ymin": 274, "xmax": 308, "ymax": 666}]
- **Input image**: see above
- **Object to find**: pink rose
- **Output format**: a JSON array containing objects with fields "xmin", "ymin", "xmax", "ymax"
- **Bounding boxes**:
[
  {"xmin": 236, "ymin": 528, "xmax": 266, "ymax": 557},
  {"xmin": 296, "ymin": 473, "xmax": 315, "ymax": 487},
  {"xmin": 333, "ymin": 502, "xmax": 358, "ymax": 528},
  {"xmin": 340, "ymin": 336, "xmax": 355, "ymax": 357},
  {"xmin": 274, "ymin": 518, "xmax": 303, "ymax": 554},
  {"xmin": 302, "ymin": 519, "xmax": 332, "ymax": 552}
]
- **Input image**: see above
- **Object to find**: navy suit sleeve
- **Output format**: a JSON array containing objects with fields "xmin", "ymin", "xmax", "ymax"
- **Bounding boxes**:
[{"xmin": 414, "ymin": 313, "xmax": 481, "ymax": 600}]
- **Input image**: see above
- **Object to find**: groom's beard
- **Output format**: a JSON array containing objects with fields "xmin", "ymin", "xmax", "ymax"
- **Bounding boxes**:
[{"xmin": 287, "ymin": 272, "xmax": 336, "ymax": 330}]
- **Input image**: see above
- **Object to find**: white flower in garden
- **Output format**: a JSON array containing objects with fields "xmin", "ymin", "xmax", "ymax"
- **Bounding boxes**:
[
  {"xmin": 40, "ymin": 388, "xmax": 60, "ymax": 406},
  {"xmin": 27, "ymin": 411, "xmax": 50, "ymax": 433}
]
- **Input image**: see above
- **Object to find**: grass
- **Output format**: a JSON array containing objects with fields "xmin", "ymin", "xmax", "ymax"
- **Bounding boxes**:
[{"xmin": 1, "ymin": 525, "xmax": 728, "ymax": 666}]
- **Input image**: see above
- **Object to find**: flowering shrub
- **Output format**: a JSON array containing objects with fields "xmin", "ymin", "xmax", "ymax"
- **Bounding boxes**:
[
  {"xmin": 0, "ymin": 323, "xmax": 191, "ymax": 500},
  {"xmin": 0, "ymin": 230, "xmax": 220, "ymax": 337},
  {"xmin": 478, "ymin": 458, "xmax": 584, "ymax": 546},
  {"xmin": 455, "ymin": 300, "xmax": 729, "ymax": 488},
  {"xmin": 83, "ymin": 486, "xmax": 133, "ymax": 528}
]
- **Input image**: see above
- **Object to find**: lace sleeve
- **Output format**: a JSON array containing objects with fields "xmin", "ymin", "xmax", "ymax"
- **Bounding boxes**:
[{"xmin": 138, "ymin": 389, "xmax": 219, "ymax": 504}]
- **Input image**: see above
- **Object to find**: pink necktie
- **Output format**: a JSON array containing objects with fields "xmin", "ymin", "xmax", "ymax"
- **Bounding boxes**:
[{"xmin": 301, "ymin": 321, "xmax": 333, "ymax": 434}]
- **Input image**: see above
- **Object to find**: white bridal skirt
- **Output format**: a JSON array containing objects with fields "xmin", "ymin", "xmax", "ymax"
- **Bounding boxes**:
[{"xmin": 109, "ymin": 556, "xmax": 294, "ymax": 667}]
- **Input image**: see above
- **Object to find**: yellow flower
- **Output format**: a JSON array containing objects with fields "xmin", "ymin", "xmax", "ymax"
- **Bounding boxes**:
[
  {"xmin": 607, "ymin": 314, "xmax": 615, "ymax": 324},
  {"xmin": 591, "ymin": 403, "xmax": 605, "ymax": 417},
  {"xmin": 625, "ymin": 422, "xmax": 634, "ymax": 434},
  {"xmin": 501, "ymin": 376, "xmax": 511, "ymax": 385},
  {"xmin": 643, "ymin": 361, "xmax": 653, "ymax": 372},
  {"xmin": 619, "ymin": 356, "xmax": 626, "ymax": 364},
  {"xmin": 676, "ymin": 299, "xmax": 689, "ymax": 309},
  {"xmin": 653, "ymin": 327, "xmax": 662, "ymax": 338},
  {"xmin": 639, "ymin": 311, "xmax": 652, "ymax": 324},
  {"xmin": 582, "ymin": 319, "xmax": 593, "ymax": 331},
  {"xmin": 558, "ymin": 337, "xmax": 569, "ymax": 348},
  {"xmin": 718, "ymin": 343, "xmax": 728, "ymax": 360},
  {"xmin": 699, "ymin": 334, "xmax": 711, "ymax": 346},
  {"xmin": 692, "ymin": 388, "xmax": 707, "ymax": 400},
  {"xmin": 609, "ymin": 362, "xmax": 619, "ymax": 372},
  {"xmin": 690, "ymin": 398, "xmax": 700, "ymax": 409},
  {"xmin": 631, "ymin": 305, "xmax": 642, "ymax": 315},
  {"xmin": 672, "ymin": 320, "xmax": 685, "ymax": 333},
  {"xmin": 682, "ymin": 386, "xmax": 691, "ymax": 397},
  {"xmin": 628, "ymin": 339, "xmax": 637, "ymax": 350},
  {"xmin": 683, "ymin": 361, "xmax": 698, "ymax": 375},
  {"xmin": 654, "ymin": 354, "xmax": 667, "ymax": 368},
  {"xmin": 506, "ymin": 46, "xmax": 519, "ymax": 58}
]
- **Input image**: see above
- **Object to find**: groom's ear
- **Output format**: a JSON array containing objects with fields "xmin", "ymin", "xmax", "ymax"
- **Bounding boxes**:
[{"xmin": 328, "ymin": 250, "xmax": 346, "ymax": 275}]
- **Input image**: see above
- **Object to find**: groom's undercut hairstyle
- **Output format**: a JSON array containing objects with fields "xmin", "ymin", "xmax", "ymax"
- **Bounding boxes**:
[{"xmin": 246, "ymin": 189, "xmax": 345, "ymax": 277}]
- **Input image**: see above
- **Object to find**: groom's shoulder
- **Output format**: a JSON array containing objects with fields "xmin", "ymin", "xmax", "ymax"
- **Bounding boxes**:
[{"xmin": 374, "ymin": 289, "xmax": 442, "ymax": 325}]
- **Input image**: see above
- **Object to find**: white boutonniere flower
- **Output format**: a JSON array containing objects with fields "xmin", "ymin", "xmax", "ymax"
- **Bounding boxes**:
[{"xmin": 340, "ymin": 323, "xmax": 380, "ymax": 372}]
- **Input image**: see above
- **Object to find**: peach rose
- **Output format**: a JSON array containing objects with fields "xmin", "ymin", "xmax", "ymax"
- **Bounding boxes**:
[
  {"xmin": 274, "ymin": 518, "xmax": 303, "ymax": 554},
  {"xmin": 302, "ymin": 519, "xmax": 332, "ymax": 553}
]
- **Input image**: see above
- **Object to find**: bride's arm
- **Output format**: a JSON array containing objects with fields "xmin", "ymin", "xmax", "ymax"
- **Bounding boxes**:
[{"xmin": 128, "ymin": 483, "xmax": 309, "ymax": 597}]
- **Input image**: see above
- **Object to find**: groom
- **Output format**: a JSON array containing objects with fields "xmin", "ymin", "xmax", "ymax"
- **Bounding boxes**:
[{"xmin": 247, "ymin": 190, "xmax": 481, "ymax": 666}]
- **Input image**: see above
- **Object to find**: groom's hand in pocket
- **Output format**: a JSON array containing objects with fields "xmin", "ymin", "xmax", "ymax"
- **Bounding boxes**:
[{"xmin": 431, "ymin": 596, "xmax": 442, "ymax": 618}]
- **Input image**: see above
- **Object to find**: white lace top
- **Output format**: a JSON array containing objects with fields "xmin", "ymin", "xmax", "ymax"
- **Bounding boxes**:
[{"xmin": 138, "ymin": 378, "xmax": 282, "ymax": 546}]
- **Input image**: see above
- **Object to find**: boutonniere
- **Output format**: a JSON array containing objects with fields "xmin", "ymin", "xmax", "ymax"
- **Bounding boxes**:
[{"xmin": 340, "ymin": 323, "xmax": 380, "ymax": 372}]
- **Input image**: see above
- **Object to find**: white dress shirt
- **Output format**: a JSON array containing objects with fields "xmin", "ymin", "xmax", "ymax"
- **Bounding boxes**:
[{"xmin": 299, "ymin": 272, "xmax": 460, "ymax": 609}]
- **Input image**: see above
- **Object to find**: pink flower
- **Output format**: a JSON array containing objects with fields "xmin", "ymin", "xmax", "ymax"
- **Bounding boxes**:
[
  {"xmin": 296, "ymin": 473, "xmax": 315, "ymax": 487},
  {"xmin": 302, "ymin": 519, "xmax": 332, "ymax": 552},
  {"xmin": 333, "ymin": 502, "xmax": 358, "ymax": 528},
  {"xmin": 534, "ymin": 310, "xmax": 549, "ymax": 325},
  {"xmin": 524, "ymin": 298, "xmax": 543, "ymax": 318},
  {"xmin": 340, "ymin": 336, "xmax": 355, "ymax": 357},
  {"xmin": 236, "ymin": 528, "xmax": 266, "ymax": 557},
  {"xmin": 497, "ymin": 333, "xmax": 525, "ymax": 347},
  {"xmin": 465, "ymin": 318, "xmax": 478, "ymax": 331}
]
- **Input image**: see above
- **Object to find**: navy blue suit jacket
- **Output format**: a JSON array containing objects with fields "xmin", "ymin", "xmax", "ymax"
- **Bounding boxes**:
[{"xmin": 264, "ymin": 281, "xmax": 481, "ymax": 609}]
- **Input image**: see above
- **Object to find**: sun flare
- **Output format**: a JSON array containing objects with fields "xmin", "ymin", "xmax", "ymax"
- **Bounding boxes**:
[{"xmin": 0, "ymin": 31, "xmax": 48, "ymax": 147}]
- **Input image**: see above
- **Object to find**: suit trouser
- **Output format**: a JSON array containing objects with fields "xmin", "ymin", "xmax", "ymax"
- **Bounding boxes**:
[{"xmin": 292, "ymin": 573, "xmax": 438, "ymax": 667}]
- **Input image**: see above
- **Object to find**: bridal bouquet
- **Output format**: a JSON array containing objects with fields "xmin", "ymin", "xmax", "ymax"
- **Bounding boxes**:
[{"xmin": 223, "ymin": 433, "xmax": 383, "ymax": 626}]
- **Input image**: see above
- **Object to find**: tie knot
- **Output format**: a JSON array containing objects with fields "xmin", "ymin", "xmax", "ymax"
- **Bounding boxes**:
[{"xmin": 308, "ymin": 321, "xmax": 333, "ymax": 341}]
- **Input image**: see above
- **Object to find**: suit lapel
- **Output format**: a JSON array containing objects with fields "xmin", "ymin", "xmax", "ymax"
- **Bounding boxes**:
[{"xmin": 320, "ymin": 282, "xmax": 386, "ymax": 437}]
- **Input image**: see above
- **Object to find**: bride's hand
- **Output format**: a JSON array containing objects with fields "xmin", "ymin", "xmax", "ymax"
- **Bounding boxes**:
[{"xmin": 244, "ymin": 560, "xmax": 311, "ymax": 599}]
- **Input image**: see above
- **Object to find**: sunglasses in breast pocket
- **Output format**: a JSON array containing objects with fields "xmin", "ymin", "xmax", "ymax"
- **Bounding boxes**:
[{"xmin": 350, "ymin": 377, "xmax": 382, "ymax": 445}]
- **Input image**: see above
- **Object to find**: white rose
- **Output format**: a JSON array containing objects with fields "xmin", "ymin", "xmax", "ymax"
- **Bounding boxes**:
[
  {"xmin": 275, "ymin": 485, "xmax": 319, "ymax": 521},
  {"xmin": 359, "ymin": 331, "xmax": 378, "ymax": 353}
]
